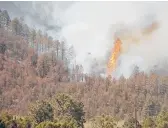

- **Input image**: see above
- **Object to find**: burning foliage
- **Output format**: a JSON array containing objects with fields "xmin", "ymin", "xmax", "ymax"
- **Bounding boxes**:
[
  {"xmin": 107, "ymin": 38, "xmax": 122, "ymax": 77},
  {"xmin": 106, "ymin": 21, "xmax": 159, "ymax": 78}
]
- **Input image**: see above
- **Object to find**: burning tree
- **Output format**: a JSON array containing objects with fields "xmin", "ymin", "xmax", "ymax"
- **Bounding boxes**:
[{"xmin": 106, "ymin": 38, "xmax": 122, "ymax": 77}]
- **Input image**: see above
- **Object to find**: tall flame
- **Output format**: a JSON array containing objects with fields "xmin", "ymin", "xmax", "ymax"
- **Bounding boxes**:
[
  {"xmin": 107, "ymin": 38, "xmax": 122, "ymax": 77},
  {"xmin": 106, "ymin": 21, "xmax": 159, "ymax": 78}
]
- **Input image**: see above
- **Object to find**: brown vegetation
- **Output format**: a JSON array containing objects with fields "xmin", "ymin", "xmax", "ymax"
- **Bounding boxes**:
[{"xmin": 1, "ymin": 9, "xmax": 168, "ymax": 128}]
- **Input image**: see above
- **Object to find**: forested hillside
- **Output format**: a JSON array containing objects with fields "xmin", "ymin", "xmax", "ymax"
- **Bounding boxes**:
[{"xmin": 1, "ymin": 9, "xmax": 168, "ymax": 128}]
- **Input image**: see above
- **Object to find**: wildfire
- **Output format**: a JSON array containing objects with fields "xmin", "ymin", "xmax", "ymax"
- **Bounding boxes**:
[
  {"xmin": 106, "ymin": 21, "xmax": 159, "ymax": 78},
  {"xmin": 107, "ymin": 38, "xmax": 122, "ymax": 77}
]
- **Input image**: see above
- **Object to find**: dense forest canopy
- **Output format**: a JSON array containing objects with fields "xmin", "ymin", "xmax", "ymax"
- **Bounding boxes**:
[{"xmin": 1, "ymin": 6, "xmax": 168, "ymax": 128}]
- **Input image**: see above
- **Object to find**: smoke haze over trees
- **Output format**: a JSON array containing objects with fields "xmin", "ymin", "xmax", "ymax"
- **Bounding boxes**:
[
  {"xmin": 1, "ymin": 2, "xmax": 168, "ymax": 78},
  {"xmin": 1, "ymin": 2, "xmax": 168, "ymax": 128}
]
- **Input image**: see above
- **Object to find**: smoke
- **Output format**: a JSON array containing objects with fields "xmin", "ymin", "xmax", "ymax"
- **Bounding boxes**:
[
  {"xmin": 1, "ymin": 2, "xmax": 168, "ymax": 78},
  {"xmin": 0, "ymin": 1, "xmax": 73, "ymax": 38},
  {"xmin": 114, "ymin": 3, "xmax": 168, "ymax": 78},
  {"xmin": 60, "ymin": 1, "xmax": 168, "ymax": 78}
]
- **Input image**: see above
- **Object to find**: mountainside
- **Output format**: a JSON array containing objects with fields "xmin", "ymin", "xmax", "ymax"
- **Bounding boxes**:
[{"xmin": 1, "ymin": 8, "xmax": 168, "ymax": 128}]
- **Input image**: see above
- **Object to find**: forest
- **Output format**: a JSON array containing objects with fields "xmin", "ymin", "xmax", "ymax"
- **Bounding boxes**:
[{"xmin": 1, "ymin": 9, "xmax": 168, "ymax": 128}]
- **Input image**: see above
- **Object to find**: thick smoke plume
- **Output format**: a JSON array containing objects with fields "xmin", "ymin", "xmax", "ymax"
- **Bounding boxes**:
[{"xmin": 1, "ymin": 2, "xmax": 168, "ymax": 78}]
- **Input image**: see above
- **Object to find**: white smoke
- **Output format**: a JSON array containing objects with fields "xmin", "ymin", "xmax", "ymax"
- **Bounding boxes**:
[
  {"xmin": 2, "ymin": 2, "xmax": 168, "ymax": 78},
  {"xmin": 59, "ymin": 2, "xmax": 168, "ymax": 78}
]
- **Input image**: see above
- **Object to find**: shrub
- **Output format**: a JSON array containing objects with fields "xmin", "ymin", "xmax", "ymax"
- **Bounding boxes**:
[
  {"xmin": 122, "ymin": 117, "xmax": 141, "ymax": 128},
  {"xmin": 0, "ymin": 112, "xmax": 13, "ymax": 127},
  {"xmin": 53, "ymin": 93, "xmax": 85, "ymax": 128},
  {"xmin": 142, "ymin": 117, "xmax": 156, "ymax": 128},
  {"xmin": 29, "ymin": 100, "xmax": 54, "ymax": 123},
  {"xmin": 35, "ymin": 117, "xmax": 78, "ymax": 128},
  {"xmin": 16, "ymin": 116, "xmax": 36, "ymax": 128},
  {"xmin": 0, "ymin": 119, "xmax": 5, "ymax": 128},
  {"xmin": 90, "ymin": 115, "xmax": 117, "ymax": 128},
  {"xmin": 55, "ymin": 116, "xmax": 78, "ymax": 128},
  {"xmin": 35, "ymin": 121, "xmax": 56, "ymax": 128},
  {"xmin": 156, "ymin": 110, "xmax": 168, "ymax": 128}
]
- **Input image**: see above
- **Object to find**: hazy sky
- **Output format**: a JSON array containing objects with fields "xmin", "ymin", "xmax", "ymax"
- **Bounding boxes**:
[{"xmin": 1, "ymin": 1, "xmax": 168, "ymax": 78}]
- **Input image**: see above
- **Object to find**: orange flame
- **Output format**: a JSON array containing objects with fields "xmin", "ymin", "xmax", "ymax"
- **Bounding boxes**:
[
  {"xmin": 106, "ymin": 21, "xmax": 159, "ymax": 78},
  {"xmin": 107, "ymin": 38, "xmax": 122, "ymax": 77}
]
